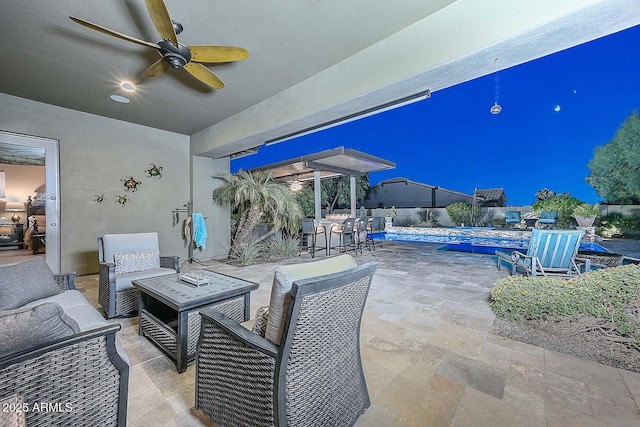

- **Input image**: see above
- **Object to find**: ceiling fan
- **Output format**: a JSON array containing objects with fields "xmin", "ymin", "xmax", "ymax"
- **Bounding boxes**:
[{"xmin": 69, "ymin": 0, "xmax": 248, "ymax": 89}]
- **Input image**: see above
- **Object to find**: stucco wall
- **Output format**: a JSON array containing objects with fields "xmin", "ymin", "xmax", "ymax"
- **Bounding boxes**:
[{"xmin": 0, "ymin": 93, "xmax": 196, "ymax": 274}]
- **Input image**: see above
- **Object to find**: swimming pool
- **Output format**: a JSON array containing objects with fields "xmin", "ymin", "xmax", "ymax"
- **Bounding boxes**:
[{"xmin": 380, "ymin": 231, "xmax": 608, "ymax": 255}]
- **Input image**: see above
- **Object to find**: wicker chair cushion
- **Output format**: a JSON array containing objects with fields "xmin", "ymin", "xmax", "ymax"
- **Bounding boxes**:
[
  {"xmin": 265, "ymin": 254, "xmax": 357, "ymax": 344},
  {"xmin": 114, "ymin": 250, "xmax": 160, "ymax": 274},
  {"xmin": 0, "ymin": 302, "xmax": 80, "ymax": 357},
  {"xmin": 0, "ymin": 257, "xmax": 61, "ymax": 310}
]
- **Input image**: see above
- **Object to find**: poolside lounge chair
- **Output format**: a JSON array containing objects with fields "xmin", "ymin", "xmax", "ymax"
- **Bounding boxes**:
[
  {"xmin": 537, "ymin": 210, "xmax": 558, "ymax": 228},
  {"xmin": 496, "ymin": 229, "xmax": 584, "ymax": 277},
  {"xmin": 505, "ymin": 211, "xmax": 521, "ymax": 227}
]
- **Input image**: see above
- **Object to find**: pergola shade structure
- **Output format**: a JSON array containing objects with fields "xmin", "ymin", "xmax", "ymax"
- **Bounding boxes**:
[{"xmin": 249, "ymin": 147, "xmax": 395, "ymax": 219}]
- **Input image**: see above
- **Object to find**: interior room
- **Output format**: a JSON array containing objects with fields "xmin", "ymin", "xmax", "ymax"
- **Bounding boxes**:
[{"xmin": 0, "ymin": 161, "xmax": 46, "ymax": 263}]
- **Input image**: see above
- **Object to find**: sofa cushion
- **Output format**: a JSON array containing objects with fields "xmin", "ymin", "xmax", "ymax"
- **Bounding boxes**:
[
  {"xmin": 0, "ymin": 257, "xmax": 61, "ymax": 310},
  {"xmin": 114, "ymin": 267, "xmax": 177, "ymax": 291},
  {"xmin": 101, "ymin": 232, "xmax": 160, "ymax": 264},
  {"xmin": 114, "ymin": 250, "xmax": 160, "ymax": 274},
  {"xmin": 0, "ymin": 302, "xmax": 80, "ymax": 357},
  {"xmin": 264, "ymin": 254, "xmax": 358, "ymax": 345},
  {"xmin": 23, "ymin": 290, "xmax": 131, "ymax": 365},
  {"xmin": 25, "ymin": 289, "xmax": 107, "ymax": 331}
]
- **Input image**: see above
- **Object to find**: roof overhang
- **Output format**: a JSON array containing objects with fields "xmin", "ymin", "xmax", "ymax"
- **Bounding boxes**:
[{"xmin": 248, "ymin": 147, "xmax": 395, "ymax": 182}]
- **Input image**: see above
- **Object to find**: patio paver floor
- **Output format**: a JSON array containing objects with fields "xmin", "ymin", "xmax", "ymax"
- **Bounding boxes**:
[{"xmin": 75, "ymin": 240, "xmax": 640, "ymax": 426}]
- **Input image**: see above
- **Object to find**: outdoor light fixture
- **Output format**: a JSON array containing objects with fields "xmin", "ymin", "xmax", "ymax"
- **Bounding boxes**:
[
  {"xmin": 265, "ymin": 89, "xmax": 431, "ymax": 146},
  {"xmin": 289, "ymin": 181, "xmax": 303, "ymax": 192},
  {"xmin": 490, "ymin": 57, "xmax": 502, "ymax": 115}
]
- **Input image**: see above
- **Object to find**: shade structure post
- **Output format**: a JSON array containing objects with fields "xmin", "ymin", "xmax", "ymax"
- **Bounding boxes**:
[
  {"xmin": 314, "ymin": 169, "xmax": 322, "ymax": 220},
  {"xmin": 350, "ymin": 175, "xmax": 356, "ymax": 218}
]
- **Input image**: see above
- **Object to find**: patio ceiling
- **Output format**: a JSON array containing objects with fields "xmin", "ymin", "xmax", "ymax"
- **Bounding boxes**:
[{"xmin": 249, "ymin": 147, "xmax": 396, "ymax": 183}]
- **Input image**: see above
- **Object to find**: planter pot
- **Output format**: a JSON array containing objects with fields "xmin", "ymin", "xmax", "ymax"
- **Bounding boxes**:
[{"xmin": 574, "ymin": 215, "xmax": 596, "ymax": 227}]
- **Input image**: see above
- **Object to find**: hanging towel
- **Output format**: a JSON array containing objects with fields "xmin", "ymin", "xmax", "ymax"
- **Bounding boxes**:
[
  {"xmin": 183, "ymin": 216, "xmax": 192, "ymax": 241},
  {"xmin": 192, "ymin": 213, "xmax": 207, "ymax": 249}
]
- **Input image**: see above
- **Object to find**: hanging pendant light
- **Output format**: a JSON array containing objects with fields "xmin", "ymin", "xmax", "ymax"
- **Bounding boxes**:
[{"xmin": 490, "ymin": 57, "xmax": 502, "ymax": 115}]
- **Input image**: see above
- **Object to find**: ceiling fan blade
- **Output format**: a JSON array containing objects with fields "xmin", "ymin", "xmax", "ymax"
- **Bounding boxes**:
[
  {"xmin": 69, "ymin": 16, "xmax": 159, "ymax": 49},
  {"xmin": 144, "ymin": 0, "xmax": 178, "ymax": 45},
  {"xmin": 142, "ymin": 58, "xmax": 169, "ymax": 79},
  {"xmin": 183, "ymin": 62, "xmax": 224, "ymax": 89},
  {"xmin": 188, "ymin": 46, "xmax": 249, "ymax": 64}
]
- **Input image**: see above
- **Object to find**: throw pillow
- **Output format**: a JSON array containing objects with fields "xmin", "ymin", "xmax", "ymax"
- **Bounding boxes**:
[
  {"xmin": 0, "ymin": 257, "xmax": 61, "ymax": 310},
  {"xmin": 114, "ymin": 250, "xmax": 160, "ymax": 274},
  {"xmin": 0, "ymin": 302, "xmax": 80, "ymax": 357}
]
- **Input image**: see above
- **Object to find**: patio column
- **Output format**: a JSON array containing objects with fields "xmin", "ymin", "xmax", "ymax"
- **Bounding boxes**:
[
  {"xmin": 314, "ymin": 169, "xmax": 322, "ymax": 219},
  {"xmin": 350, "ymin": 175, "xmax": 356, "ymax": 218}
]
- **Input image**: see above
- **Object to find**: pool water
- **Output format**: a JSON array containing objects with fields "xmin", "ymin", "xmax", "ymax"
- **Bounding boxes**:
[{"xmin": 379, "ymin": 232, "xmax": 608, "ymax": 255}]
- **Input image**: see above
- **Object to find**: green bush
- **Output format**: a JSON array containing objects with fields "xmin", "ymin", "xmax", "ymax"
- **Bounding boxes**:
[
  {"xmin": 490, "ymin": 265, "xmax": 640, "ymax": 339},
  {"xmin": 446, "ymin": 202, "xmax": 481, "ymax": 226},
  {"xmin": 572, "ymin": 203, "xmax": 600, "ymax": 218},
  {"xmin": 531, "ymin": 197, "xmax": 582, "ymax": 228},
  {"xmin": 229, "ymin": 241, "xmax": 262, "ymax": 266},
  {"xmin": 263, "ymin": 235, "xmax": 300, "ymax": 260},
  {"xmin": 597, "ymin": 212, "xmax": 640, "ymax": 238}
]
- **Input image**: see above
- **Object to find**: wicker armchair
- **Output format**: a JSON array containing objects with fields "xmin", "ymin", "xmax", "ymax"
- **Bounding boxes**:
[
  {"xmin": 98, "ymin": 232, "xmax": 179, "ymax": 318},
  {"xmin": 0, "ymin": 273, "xmax": 129, "ymax": 427},
  {"xmin": 195, "ymin": 260, "xmax": 377, "ymax": 427}
]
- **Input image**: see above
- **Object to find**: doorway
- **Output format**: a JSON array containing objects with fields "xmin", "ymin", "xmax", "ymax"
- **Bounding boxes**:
[{"xmin": 0, "ymin": 131, "xmax": 60, "ymax": 273}]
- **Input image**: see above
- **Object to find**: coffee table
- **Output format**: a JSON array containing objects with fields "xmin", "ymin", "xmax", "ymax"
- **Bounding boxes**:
[{"xmin": 132, "ymin": 269, "xmax": 259, "ymax": 373}]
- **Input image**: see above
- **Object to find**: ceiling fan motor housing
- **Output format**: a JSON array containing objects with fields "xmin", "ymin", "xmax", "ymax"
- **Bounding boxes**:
[{"xmin": 158, "ymin": 40, "xmax": 191, "ymax": 68}]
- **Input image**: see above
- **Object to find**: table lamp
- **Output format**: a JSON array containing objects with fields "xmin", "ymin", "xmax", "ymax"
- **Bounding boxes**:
[{"xmin": 5, "ymin": 202, "xmax": 25, "ymax": 223}]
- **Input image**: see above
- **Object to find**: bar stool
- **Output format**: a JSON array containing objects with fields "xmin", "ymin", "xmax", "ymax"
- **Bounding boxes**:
[
  {"xmin": 300, "ymin": 218, "xmax": 326, "ymax": 258},
  {"xmin": 329, "ymin": 217, "xmax": 357, "ymax": 254}
]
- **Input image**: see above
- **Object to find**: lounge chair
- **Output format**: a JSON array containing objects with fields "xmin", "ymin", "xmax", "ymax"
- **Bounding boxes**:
[
  {"xmin": 496, "ymin": 229, "xmax": 584, "ymax": 277},
  {"xmin": 537, "ymin": 210, "xmax": 558, "ymax": 228},
  {"xmin": 505, "ymin": 211, "xmax": 521, "ymax": 227}
]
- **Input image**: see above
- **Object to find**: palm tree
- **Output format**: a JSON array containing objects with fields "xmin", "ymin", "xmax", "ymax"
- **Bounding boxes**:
[{"xmin": 212, "ymin": 170, "xmax": 303, "ymax": 255}]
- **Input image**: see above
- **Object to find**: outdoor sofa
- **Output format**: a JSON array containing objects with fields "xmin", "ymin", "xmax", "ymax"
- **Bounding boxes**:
[{"xmin": 0, "ymin": 257, "xmax": 129, "ymax": 427}]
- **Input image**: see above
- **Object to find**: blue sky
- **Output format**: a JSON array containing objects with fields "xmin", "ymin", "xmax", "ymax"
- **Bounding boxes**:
[{"xmin": 233, "ymin": 24, "xmax": 640, "ymax": 206}]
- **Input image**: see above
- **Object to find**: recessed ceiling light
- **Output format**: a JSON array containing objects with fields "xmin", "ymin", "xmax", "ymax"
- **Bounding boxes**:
[
  {"xmin": 110, "ymin": 95, "xmax": 130, "ymax": 103},
  {"xmin": 120, "ymin": 82, "xmax": 136, "ymax": 91}
]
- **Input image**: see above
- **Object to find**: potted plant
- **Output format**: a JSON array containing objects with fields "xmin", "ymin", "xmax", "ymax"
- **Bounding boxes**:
[
  {"xmin": 384, "ymin": 206, "xmax": 397, "ymax": 224},
  {"xmin": 572, "ymin": 203, "xmax": 600, "ymax": 227}
]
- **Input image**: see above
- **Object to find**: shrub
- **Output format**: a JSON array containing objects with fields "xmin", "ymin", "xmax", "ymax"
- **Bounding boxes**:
[
  {"xmin": 490, "ymin": 265, "xmax": 640, "ymax": 341},
  {"xmin": 572, "ymin": 203, "xmax": 600, "ymax": 218},
  {"xmin": 263, "ymin": 235, "xmax": 300, "ymax": 260},
  {"xmin": 597, "ymin": 213, "xmax": 640, "ymax": 238},
  {"xmin": 446, "ymin": 202, "xmax": 480, "ymax": 226},
  {"xmin": 229, "ymin": 241, "xmax": 262, "ymax": 266},
  {"xmin": 532, "ymin": 197, "xmax": 582, "ymax": 228}
]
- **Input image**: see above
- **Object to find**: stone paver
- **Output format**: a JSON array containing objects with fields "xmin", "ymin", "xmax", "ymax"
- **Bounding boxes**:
[{"xmin": 73, "ymin": 240, "xmax": 640, "ymax": 426}]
